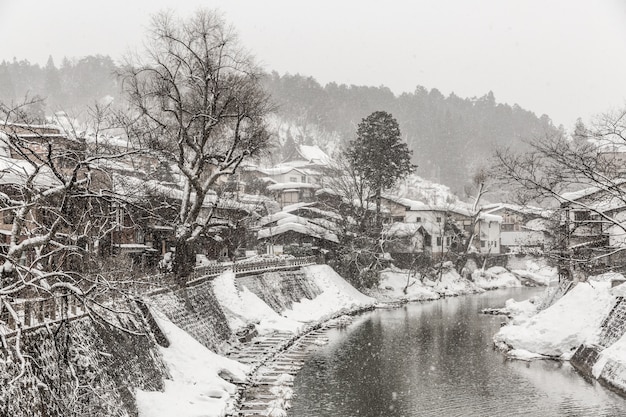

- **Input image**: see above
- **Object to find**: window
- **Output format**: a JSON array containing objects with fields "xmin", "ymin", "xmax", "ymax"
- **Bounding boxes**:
[
  {"xmin": 481, "ymin": 241, "xmax": 486, "ymax": 248},
  {"xmin": 301, "ymin": 176, "xmax": 306, "ymax": 182},
  {"xmin": 502, "ymin": 224, "xmax": 514, "ymax": 231},
  {"xmin": 574, "ymin": 211, "xmax": 591, "ymax": 221},
  {"xmin": 436, "ymin": 216, "xmax": 442, "ymax": 223},
  {"xmin": 289, "ymin": 177, "xmax": 297, "ymax": 183},
  {"xmin": 3, "ymin": 210, "xmax": 14, "ymax": 225},
  {"xmin": 436, "ymin": 236, "xmax": 442, "ymax": 246},
  {"xmin": 446, "ymin": 236, "xmax": 451, "ymax": 246},
  {"xmin": 414, "ymin": 217, "xmax": 422, "ymax": 223}
]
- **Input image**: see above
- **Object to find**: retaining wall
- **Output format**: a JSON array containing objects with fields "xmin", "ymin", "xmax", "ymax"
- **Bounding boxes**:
[
  {"xmin": 146, "ymin": 280, "xmax": 232, "ymax": 353},
  {"xmin": 237, "ymin": 270, "xmax": 322, "ymax": 313},
  {"xmin": 571, "ymin": 296, "xmax": 626, "ymax": 396},
  {"xmin": 0, "ymin": 302, "xmax": 168, "ymax": 417}
]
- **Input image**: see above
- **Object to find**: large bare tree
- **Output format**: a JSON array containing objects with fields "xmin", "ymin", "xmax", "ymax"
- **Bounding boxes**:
[{"xmin": 120, "ymin": 9, "xmax": 273, "ymax": 278}]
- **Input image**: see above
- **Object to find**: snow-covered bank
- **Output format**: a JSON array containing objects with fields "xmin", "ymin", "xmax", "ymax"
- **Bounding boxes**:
[
  {"xmin": 364, "ymin": 262, "xmax": 516, "ymax": 301},
  {"xmin": 494, "ymin": 280, "xmax": 614, "ymax": 359},
  {"xmin": 472, "ymin": 266, "xmax": 522, "ymax": 290},
  {"xmin": 281, "ymin": 265, "xmax": 375, "ymax": 322},
  {"xmin": 136, "ymin": 314, "xmax": 249, "ymax": 417},
  {"xmin": 213, "ymin": 271, "xmax": 303, "ymax": 334},
  {"xmin": 493, "ymin": 271, "xmax": 626, "ymax": 395}
]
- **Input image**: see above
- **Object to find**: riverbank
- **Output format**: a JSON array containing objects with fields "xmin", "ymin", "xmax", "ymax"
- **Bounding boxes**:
[
  {"xmin": 493, "ymin": 271, "xmax": 626, "ymax": 396},
  {"xmin": 136, "ymin": 261, "xmax": 543, "ymax": 417}
]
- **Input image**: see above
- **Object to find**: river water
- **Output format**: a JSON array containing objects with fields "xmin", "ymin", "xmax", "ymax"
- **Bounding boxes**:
[{"xmin": 289, "ymin": 288, "xmax": 626, "ymax": 416}]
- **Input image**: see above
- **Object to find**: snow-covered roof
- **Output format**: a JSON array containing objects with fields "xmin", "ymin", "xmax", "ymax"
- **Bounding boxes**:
[
  {"xmin": 560, "ymin": 180, "xmax": 626, "ymax": 203},
  {"xmin": 481, "ymin": 203, "xmax": 548, "ymax": 217},
  {"xmin": 257, "ymin": 222, "xmax": 338, "ymax": 243},
  {"xmin": 257, "ymin": 211, "xmax": 297, "ymax": 227},
  {"xmin": 523, "ymin": 218, "xmax": 554, "ymax": 233},
  {"xmin": 384, "ymin": 222, "xmax": 426, "ymax": 238},
  {"xmin": 267, "ymin": 182, "xmax": 320, "ymax": 191},
  {"xmin": 380, "ymin": 194, "xmax": 427, "ymax": 210},
  {"xmin": 112, "ymin": 174, "xmax": 258, "ymax": 212},
  {"xmin": 0, "ymin": 156, "xmax": 61, "ymax": 188},
  {"xmin": 247, "ymin": 166, "xmax": 307, "ymax": 177},
  {"xmin": 384, "ymin": 219, "xmax": 447, "ymax": 238},
  {"xmin": 297, "ymin": 145, "xmax": 331, "ymax": 165}
]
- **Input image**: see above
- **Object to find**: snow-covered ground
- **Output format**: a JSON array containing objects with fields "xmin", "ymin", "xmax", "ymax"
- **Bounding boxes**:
[
  {"xmin": 281, "ymin": 265, "xmax": 375, "ymax": 322},
  {"xmin": 136, "ymin": 314, "xmax": 249, "ymax": 417},
  {"xmin": 472, "ymin": 266, "xmax": 522, "ymax": 290},
  {"xmin": 364, "ymin": 267, "xmax": 440, "ymax": 302},
  {"xmin": 494, "ymin": 273, "xmax": 621, "ymax": 361},
  {"xmin": 510, "ymin": 259, "xmax": 558, "ymax": 286}
]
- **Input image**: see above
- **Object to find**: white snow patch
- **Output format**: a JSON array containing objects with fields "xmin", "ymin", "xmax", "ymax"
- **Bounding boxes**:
[
  {"xmin": 212, "ymin": 271, "xmax": 303, "ymax": 334},
  {"xmin": 281, "ymin": 265, "xmax": 374, "ymax": 322},
  {"xmin": 507, "ymin": 349, "xmax": 548, "ymax": 361},
  {"xmin": 368, "ymin": 268, "xmax": 440, "ymax": 301},
  {"xmin": 511, "ymin": 260, "xmax": 557, "ymax": 286},
  {"xmin": 472, "ymin": 266, "xmax": 522, "ymax": 290},
  {"xmin": 593, "ymin": 331, "xmax": 626, "ymax": 382},
  {"xmin": 429, "ymin": 264, "xmax": 484, "ymax": 296},
  {"xmin": 494, "ymin": 281, "xmax": 614, "ymax": 358},
  {"xmin": 136, "ymin": 314, "xmax": 249, "ymax": 417}
]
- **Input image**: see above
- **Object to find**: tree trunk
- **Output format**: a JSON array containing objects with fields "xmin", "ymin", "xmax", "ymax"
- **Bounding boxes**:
[{"xmin": 173, "ymin": 239, "xmax": 196, "ymax": 285}]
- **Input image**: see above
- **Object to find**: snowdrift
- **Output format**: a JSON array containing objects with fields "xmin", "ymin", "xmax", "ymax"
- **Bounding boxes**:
[
  {"xmin": 281, "ymin": 265, "xmax": 375, "ymax": 322},
  {"xmin": 494, "ymin": 281, "xmax": 614, "ymax": 359},
  {"xmin": 136, "ymin": 314, "xmax": 249, "ymax": 417}
]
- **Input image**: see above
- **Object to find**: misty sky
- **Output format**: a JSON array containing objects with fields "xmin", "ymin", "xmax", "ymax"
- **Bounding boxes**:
[{"xmin": 2, "ymin": 0, "xmax": 626, "ymax": 129}]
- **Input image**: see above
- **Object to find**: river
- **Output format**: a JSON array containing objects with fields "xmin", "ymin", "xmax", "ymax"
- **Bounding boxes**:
[{"xmin": 289, "ymin": 288, "xmax": 626, "ymax": 416}]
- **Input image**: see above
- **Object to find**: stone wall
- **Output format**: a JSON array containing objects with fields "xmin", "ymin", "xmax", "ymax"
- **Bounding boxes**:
[
  {"xmin": 598, "ymin": 296, "xmax": 626, "ymax": 347},
  {"xmin": 0, "ymin": 302, "xmax": 168, "ymax": 417},
  {"xmin": 570, "ymin": 344, "xmax": 602, "ymax": 376},
  {"xmin": 571, "ymin": 296, "xmax": 626, "ymax": 396},
  {"xmin": 237, "ymin": 270, "xmax": 322, "ymax": 313},
  {"xmin": 146, "ymin": 280, "xmax": 231, "ymax": 353}
]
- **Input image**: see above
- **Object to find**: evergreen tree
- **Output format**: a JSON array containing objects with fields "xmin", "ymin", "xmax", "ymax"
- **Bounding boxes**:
[
  {"xmin": 345, "ymin": 111, "xmax": 416, "ymax": 226},
  {"xmin": 282, "ymin": 128, "xmax": 298, "ymax": 161},
  {"xmin": 44, "ymin": 55, "xmax": 62, "ymax": 108}
]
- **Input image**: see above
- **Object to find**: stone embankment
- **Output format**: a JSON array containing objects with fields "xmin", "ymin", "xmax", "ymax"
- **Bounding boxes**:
[{"xmin": 571, "ymin": 294, "xmax": 626, "ymax": 395}]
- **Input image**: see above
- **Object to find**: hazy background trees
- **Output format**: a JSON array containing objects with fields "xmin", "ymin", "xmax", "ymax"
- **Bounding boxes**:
[{"xmin": 0, "ymin": 57, "xmax": 561, "ymax": 195}]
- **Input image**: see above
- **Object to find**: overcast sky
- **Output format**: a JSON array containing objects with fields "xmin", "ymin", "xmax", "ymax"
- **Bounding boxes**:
[{"xmin": 1, "ymin": 0, "xmax": 626, "ymax": 129}]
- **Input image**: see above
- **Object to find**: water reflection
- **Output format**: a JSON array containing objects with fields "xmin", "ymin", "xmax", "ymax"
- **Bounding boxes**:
[{"xmin": 290, "ymin": 288, "xmax": 626, "ymax": 416}]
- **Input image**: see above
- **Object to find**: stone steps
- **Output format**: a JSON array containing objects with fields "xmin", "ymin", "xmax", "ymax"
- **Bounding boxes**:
[{"xmin": 230, "ymin": 328, "xmax": 335, "ymax": 416}]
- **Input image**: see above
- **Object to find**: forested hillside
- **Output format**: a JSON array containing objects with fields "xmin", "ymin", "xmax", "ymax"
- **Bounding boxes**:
[
  {"xmin": 263, "ymin": 72, "xmax": 563, "ymax": 192},
  {"xmin": 0, "ymin": 56, "xmax": 562, "ymax": 192},
  {"xmin": 0, "ymin": 56, "xmax": 121, "ymax": 117}
]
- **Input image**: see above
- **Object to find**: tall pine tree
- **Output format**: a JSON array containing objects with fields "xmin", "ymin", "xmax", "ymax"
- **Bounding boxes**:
[{"xmin": 345, "ymin": 111, "xmax": 416, "ymax": 226}]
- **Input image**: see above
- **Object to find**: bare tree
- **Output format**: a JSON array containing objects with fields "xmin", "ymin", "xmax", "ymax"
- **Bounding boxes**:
[
  {"xmin": 317, "ymin": 159, "xmax": 385, "ymax": 288},
  {"xmin": 119, "ymin": 9, "xmax": 273, "ymax": 279},
  {"xmin": 0, "ymin": 98, "xmax": 152, "ymax": 393},
  {"xmin": 494, "ymin": 107, "xmax": 626, "ymax": 277}
]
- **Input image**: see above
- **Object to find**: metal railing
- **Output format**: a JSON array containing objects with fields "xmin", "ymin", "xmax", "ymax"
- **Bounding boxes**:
[
  {"xmin": 192, "ymin": 255, "xmax": 317, "ymax": 279},
  {"xmin": 1, "ymin": 294, "xmax": 85, "ymax": 335}
]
